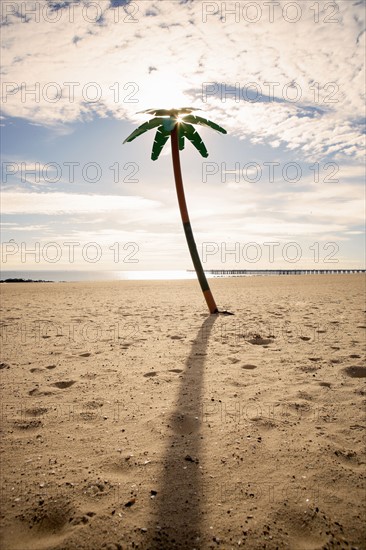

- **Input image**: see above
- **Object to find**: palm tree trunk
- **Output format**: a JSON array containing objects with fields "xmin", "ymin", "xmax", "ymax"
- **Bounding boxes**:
[{"xmin": 171, "ymin": 126, "xmax": 219, "ymax": 314}]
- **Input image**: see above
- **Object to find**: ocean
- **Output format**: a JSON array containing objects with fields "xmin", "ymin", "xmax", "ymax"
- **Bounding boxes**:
[
  {"xmin": 0, "ymin": 270, "xmax": 202, "ymax": 282},
  {"xmin": 1, "ymin": 269, "xmax": 363, "ymax": 282}
]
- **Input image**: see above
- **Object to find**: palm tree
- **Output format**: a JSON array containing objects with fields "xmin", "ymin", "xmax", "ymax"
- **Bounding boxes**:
[{"xmin": 123, "ymin": 107, "xmax": 229, "ymax": 314}]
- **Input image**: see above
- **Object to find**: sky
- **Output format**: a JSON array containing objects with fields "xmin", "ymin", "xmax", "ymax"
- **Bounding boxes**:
[{"xmin": 1, "ymin": 0, "xmax": 365, "ymax": 273}]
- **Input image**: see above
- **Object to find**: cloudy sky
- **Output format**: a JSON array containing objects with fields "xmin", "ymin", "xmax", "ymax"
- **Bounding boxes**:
[{"xmin": 1, "ymin": 0, "xmax": 365, "ymax": 274}]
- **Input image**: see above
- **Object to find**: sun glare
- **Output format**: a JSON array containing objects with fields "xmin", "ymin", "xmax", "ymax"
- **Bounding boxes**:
[{"xmin": 138, "ymin": 71, "xmax": 188, "ymax": 112}]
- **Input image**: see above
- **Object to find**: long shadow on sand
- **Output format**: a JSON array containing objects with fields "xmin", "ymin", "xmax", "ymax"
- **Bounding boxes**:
[{"xmin": 148, "ymin": 315, "xmax": 218, "ymax": 549}]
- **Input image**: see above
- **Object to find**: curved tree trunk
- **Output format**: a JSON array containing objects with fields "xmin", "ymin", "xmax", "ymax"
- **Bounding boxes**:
[{"xmin": 171, "ymin": 126, "xmax": 219, "ymax": 314}]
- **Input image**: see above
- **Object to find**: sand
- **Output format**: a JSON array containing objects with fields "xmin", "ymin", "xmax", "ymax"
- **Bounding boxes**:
[{"xmin": 0, "ymin": 274, "xmax": 365, "ymax": 550}]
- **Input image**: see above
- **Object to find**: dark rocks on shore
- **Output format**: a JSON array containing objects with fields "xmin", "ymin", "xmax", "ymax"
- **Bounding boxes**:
[{"xmin": 0, "ymin": 278, "xmax": 53, "ymax": 283}]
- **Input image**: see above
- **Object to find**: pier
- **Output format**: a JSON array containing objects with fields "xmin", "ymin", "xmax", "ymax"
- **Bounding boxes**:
[{"xmin": 188, "ymin": 269, "xmax": 365, "ymax": 277}]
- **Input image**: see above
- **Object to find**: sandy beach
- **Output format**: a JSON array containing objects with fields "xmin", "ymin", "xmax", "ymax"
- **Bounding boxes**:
[{"xmin": 0, "ymin": 274, "xmax": 365, "ymax": 550}]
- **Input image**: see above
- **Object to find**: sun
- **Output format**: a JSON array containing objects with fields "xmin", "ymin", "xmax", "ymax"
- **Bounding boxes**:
[{"xmin": 138, "ymin": 70, "xmax": 189, "ymax": 112}]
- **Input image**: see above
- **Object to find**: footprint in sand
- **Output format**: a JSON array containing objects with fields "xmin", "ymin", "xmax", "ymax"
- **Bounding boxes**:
[
  {"xmin": 0, "ymin": 362, "xmax": 10, "ymax": 369},
  {"xmin": 4, "ymin": 496, "xmax": 85, "ymax": 549},
  {"xmin": 271, "ymin": 503, "xmax": 331, "ymax": 549},
  {"xmin": 242, "ymin": 364, "xmax": 257, "ymax": 370},
  {"xmin": 168, "ymin": 369, "xmax": 183, "ymax": 373},
  {"xmin": 102, "ymin": 458, "xmax": 136, "ymax": 477},
  {"xmin": 248, "ymin": 336, "xmax": 273, "ymax": 346},
  {"xmin": 343, "ymin": 366, "xmax": 366, "ymax": 378},
  {"xmin": 300, "ymin": 365, "xmax": 319, "ymax": 373},
  {"xmin": 334, "ymin": 448, "xmax": 360, "ymax": 465},
  {"xmin": 29, "ymin": 388, "xmax": 54, "ymax": 396},
  {"xmin": 251, "ymin": 416, "xmax": 277, "ymax": 429},
  {"xmin": 46, "ymin": 364, "xmax": 57, "ymax": 370},
  {"xmin": 13, "ymin": 419, "xmax": 43, "ymax": 430},
  {"xmin": 249, "ymin": 338, "xmax": 273, "ymax": 346},
  {"xmin": 30, "ymin": 367, "xmax": 44, "ymax": 373},
  {"xmin": 25, "ymin": 407, "xmax": 48, "ymax": 417},
  {"xmin": 79, "ymin": 352, "xmax": 91, "ymax": 357},
  {"xmin": 350, "ymin": 354, "xmax": 361, "ymax": 358},
  {"xmin": 143, "ymin": 371, "xmax": 158, "ymax": 378},
  {"xmin": 85, "ymin": 400, "xmax": 104, "ymax": 409},
  {"xmin": 52, "ymin": 380, "xmax": 76, "ymax": 389}
]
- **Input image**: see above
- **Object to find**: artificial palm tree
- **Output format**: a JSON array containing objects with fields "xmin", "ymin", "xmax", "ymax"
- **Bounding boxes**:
[{"xmin": 123, "ymin": 107, "xmax": 229, "ymax": 314}]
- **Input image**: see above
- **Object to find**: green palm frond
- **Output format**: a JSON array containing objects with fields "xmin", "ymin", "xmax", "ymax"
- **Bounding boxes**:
[
  {"xmin": 151, "ymin": 126, "xmax": 171, "ymax": 161},
  {"xmin": 123, "ymin": 117, "xmax": 165, "ymax": 143},
  {"xmin": 124, "ymin": 108, "xmax": 226, "ymax": 160},
  {"xmin": 178, "ymin": 125, "xmax": 185, "ymax": 151},
  {"xmin": 181, "ymin": 115, "xmax": 227, "ymax": 134},
  {"xmin": 181, "ymin": 123, "xmax": 208, "ymax": 157}
]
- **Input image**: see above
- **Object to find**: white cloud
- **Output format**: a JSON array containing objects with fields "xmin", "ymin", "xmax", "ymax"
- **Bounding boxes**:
[
  {"xmin": 3, "ymin": 224, "xmax": 49, "ymax": 232},
  {"xmin": 1, "ymin": 1, "xmax": 364, "ymax": 270},
  {"xmin": 1, "ymin": 191, "xmax": 161, "ymax": 214},
  {"xmin": 0, "ymin": 0, "xmax": 364, "ymax": 160}
]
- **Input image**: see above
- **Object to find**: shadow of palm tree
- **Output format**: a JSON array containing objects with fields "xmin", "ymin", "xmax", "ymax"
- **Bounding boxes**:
[{"xmin": 148, "ymin": 315, "xmax": 218, "ymax": 549}]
